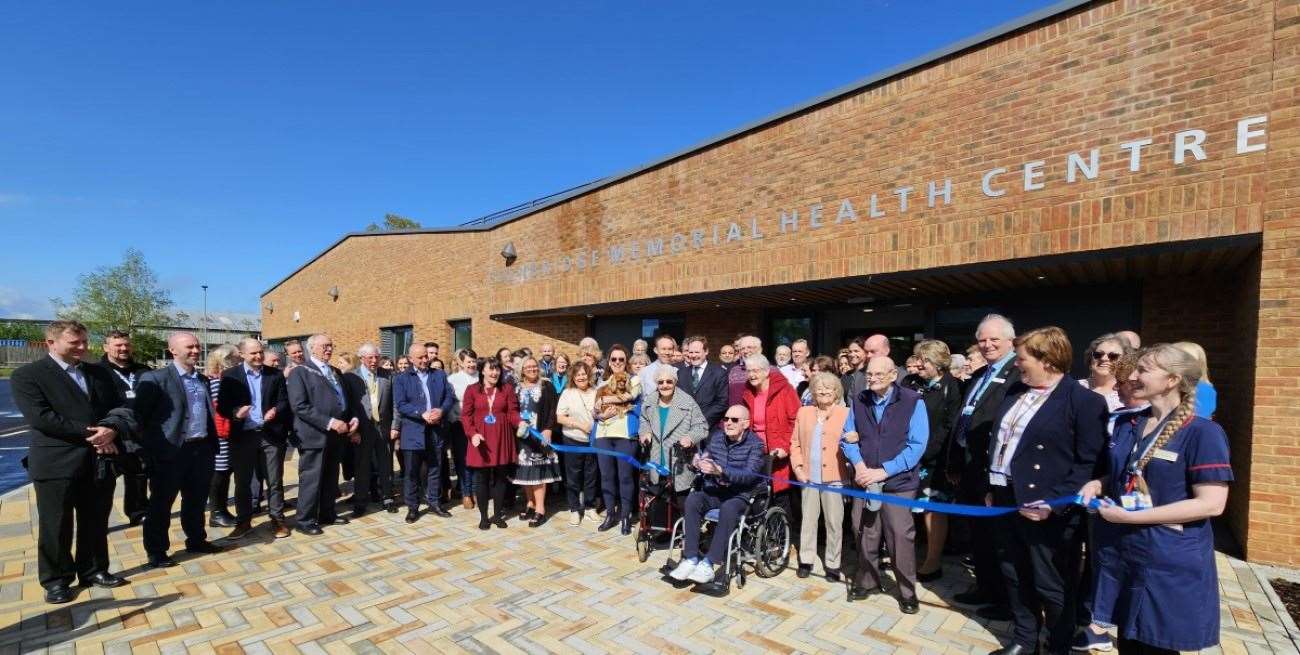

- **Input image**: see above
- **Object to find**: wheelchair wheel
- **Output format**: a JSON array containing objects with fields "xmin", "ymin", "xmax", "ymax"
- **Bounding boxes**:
[
  {"xmin": 636, "ymin": 532, "xmax": 652, "ymax": 562},
  {"xmin": 754, "ymin": 507, "xmax": 790, "ymax": 578}
]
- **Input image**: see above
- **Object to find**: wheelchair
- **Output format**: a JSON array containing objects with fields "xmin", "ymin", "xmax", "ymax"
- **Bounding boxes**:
[{"xmin": 659, "ymin": 457, "xmax": 790, "ymax": 591}]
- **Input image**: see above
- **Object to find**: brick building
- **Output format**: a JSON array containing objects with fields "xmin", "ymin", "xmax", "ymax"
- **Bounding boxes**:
[{"xmin": 260, "ymin": 0, "xmax": 1300, "ymax": 565}]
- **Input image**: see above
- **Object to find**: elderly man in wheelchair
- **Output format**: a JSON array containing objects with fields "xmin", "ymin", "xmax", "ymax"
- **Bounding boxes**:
[{"xmin": 664, "ymin": 404, "xmax": 790, "ymax": 596}]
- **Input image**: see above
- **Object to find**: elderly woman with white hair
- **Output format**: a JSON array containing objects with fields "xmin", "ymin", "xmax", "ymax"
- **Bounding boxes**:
[
  {"xmin": 639, "ymin": 366, "xmax": 708, "ymax": 496},
  {"xmin": 741, "ymin": 353, "xmax": 800, "ymax": 513},
  {"xmin": 789, "ymin": 372, "xmax": 853, "ymax": 581}
]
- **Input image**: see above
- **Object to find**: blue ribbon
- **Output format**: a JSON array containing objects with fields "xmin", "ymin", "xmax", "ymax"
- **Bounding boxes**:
[
  {"xmin": 524, "ymin": 427, "xmax": 670, "ymax": 476},
  {"xmin": 764, "ymin": 475, "xmax": 1124, "ymax": 517}
]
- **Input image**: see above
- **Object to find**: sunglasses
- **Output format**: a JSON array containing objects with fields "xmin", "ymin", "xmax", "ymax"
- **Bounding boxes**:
[
  {"xmin": 1092, "ymin": 352, "xmax": 1121, "ymax": 362},
  {"xmin": 723, "ymin": 416, "xmax": 745, "ymax": 423},
  {"xmin": 609, "ymin": 357, "xmax": 626, "ymax": 363}
]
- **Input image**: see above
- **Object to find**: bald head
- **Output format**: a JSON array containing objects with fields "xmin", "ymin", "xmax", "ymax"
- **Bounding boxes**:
[
  {"xmin": 722, "ymin": 404, "xmax": 751, "ymax": 439},
  {"xmin": 866, "ymin": 355, "xmax": 898, "ymax": 394},
  {"xmin": 1116, "ymin": 330, "xmax": 1140, "ymax": 349},
  {"xmin": 169, "ymin": 332, "xmax": 201, "ymax": 371},
  {"xmin": 738, "ymin": 335, "xmax": 762, "ymax": 358},
  {"xmin": 864, "ymin": 334, "xmax": 891, "ymax": 358},
  {"xmin": 408, "ymin": 343, "xmax": 430, "ymax": 371}
]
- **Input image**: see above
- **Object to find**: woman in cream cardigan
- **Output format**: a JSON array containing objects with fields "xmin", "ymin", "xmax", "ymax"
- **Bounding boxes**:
[{"xmin": 789, "ymin": 372, "xmax": 854, "ymax": 581}]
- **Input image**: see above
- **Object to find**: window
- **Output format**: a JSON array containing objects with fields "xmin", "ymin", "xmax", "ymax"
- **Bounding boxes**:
[
  {"xmin": 770, "ymin": 317, "xmax": 813, "ymax": 348},
  {"xmin": 380, "ymin": 325, "xmax": 413, "ymax": 360},
  {"xmin": 450, "ymin": 320, "xmax": 472, "ymax": 352}
]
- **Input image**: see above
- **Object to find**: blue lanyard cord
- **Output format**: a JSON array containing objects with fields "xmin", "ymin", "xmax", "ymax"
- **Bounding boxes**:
[{"xmin": 525, "ymin": 427, "xmax": 670, "ymax": 476}]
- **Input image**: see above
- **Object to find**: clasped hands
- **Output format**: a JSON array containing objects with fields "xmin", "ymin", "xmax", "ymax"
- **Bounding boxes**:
[
  {"xmin": 852, "ymin": 462, "xmax": 888, "ymax": 487},
  {"xmin": 86, "ymin": 425, "xmax": 117, "ymax": 455}
]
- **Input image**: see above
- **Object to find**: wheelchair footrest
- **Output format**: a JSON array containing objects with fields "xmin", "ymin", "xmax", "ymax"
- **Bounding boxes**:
[{"xmin": 704, "ymin": 509, "xmax": 720, "ymax": 522}]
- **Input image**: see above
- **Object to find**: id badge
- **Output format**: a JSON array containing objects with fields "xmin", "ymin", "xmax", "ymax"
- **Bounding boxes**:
[
  {"xmin": 1121, "ymin": 491, "xmax": 1152, "ymax": 510},
  {"xmin": 987, "ymin": 471, "xmax": 1008, "ymax": 487},
  {"xmin": 484, "ymin": 413, "xmax": 496, "ymax": 425},
  {"xmin": 125, "ymin": 390, "xmax": 136, "ymax": 399}
]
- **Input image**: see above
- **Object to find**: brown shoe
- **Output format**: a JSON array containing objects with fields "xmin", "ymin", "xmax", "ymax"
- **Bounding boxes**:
[
  {"xmin": 270, "ymin": 520, "xmax": 291, "ymax": 539},
  {"xmin": 227, "ymin": 522, "xmax": 253, "ymax": 540},
  {"xmin": 462, "ymin": 497, "xmax": 474, "ymax": 510}
]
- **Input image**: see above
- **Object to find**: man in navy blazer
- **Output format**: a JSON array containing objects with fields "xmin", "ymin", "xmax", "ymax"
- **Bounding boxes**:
[
  {"xmin": 676, "ymin": 336, "xmax": 729, "ymax": 428},
  {"xmin": 392, "ymin": 343, "xmax": 455, "ymax": 522},
  {"xmin": 132, "ymin": 332, "xmax": 223, "ymax": 568},
  {"xmin": 216, "ymin": 337, "xmax": 292, "ymax": 538},
  {"xmin": 286, "ymin": 334, "xmax": 359, "ymax": 536}
]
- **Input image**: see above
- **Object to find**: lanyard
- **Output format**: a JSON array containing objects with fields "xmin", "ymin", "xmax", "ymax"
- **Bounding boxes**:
[
  {"xmin": 992, "ymin": 386, "xmax": 1051, "ymax": 471},
  {"xmin": 485, "ymin": 388, "xmax": 497, "ymax": 414},
  {"xmin": 1125, "ymin": 411, "xmax": 1178, "ymax": 478},
  {"xmin": 111, "ymin": 368, "xmax": 135, "ymax": 389}
]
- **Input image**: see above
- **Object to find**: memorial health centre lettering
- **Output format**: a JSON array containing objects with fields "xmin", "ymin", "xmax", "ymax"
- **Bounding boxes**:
[{"xmin": 489, "ymin": 115, "xmax": 1268, "ymax": 284}]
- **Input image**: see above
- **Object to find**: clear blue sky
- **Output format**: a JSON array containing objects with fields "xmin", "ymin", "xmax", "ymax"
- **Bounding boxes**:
[{"xmin": 0, "ymin": 0, "xmax": 1056, "ymax": 318}]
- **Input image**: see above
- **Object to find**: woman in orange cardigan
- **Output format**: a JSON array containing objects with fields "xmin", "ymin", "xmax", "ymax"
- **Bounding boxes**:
[{"xmin": 790, "ymin": 372, "xmax": 854, "ymax": 581}]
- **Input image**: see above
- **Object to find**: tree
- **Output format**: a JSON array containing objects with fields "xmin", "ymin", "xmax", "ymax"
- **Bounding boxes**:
[
  {"xmin": 0, "ymin": 321, "xmax": 44, "ymax": 342},
  {"xmin": 52, "ymin": 248, "xmax": 174, "ymax": 360},
  {"xmin": 365, "ymin": 213, "xmax": 422, "ymax": 231}
]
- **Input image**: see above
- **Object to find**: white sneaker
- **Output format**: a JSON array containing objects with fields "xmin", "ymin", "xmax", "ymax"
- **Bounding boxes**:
[
  {"xmin": 669, "ymin": 559, "xmax": 700, "ymax": 581},
  {"xmin": 569, "ymin": 512, "xmax": 581, "ymax": 527},
  {"xmin": 687, "ymin": 561, "xmax": 715, "ymax": 584}
]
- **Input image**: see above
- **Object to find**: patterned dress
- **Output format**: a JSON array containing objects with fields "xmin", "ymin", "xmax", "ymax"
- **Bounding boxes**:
[{"xmin": 509, "ymin": 380, "xmax": 563, "ymax": 485}]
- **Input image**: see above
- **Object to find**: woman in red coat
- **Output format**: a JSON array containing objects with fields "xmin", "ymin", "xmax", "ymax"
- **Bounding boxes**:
[
  {"xmin": 742, "ymin": 353, "xmax": 800, "ymax": 515},
  {"xmin": 461, "ymin": 358, "xmax": 520, "ymax": 530}
]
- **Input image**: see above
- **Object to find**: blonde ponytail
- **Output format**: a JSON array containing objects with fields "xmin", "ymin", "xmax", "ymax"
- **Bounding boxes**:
[{"xmin": 1133, "ymin": 343, "xmax": 1202, "ymax": 476}]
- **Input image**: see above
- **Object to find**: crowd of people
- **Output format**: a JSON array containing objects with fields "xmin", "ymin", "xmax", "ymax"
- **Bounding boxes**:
[{"xmin": 11, "ymin": 316, "xmax": 1231, "ymax": 655}]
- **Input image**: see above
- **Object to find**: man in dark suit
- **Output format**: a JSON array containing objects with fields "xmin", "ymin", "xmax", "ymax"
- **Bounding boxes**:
[
  {"xmin": 94, "ymin": 329, "xmax": 152, "ymax": 525},
  {"xmin": 344, "ymin": 343, "xmax": 396, "ymax": 517},
  {"xmin": 945, "ymin": 313, "xmax": 1021, "ymax": 618},
  {"xmin": 676, "ymin": 335, "xmax": 728, "ymax": 428},
  {"xmin": 12, "ymin": 320, "xmax": 136, "ymax": 603},
  {"xmin": 286, "ymin": 333, "xmax": 358, "ymax": 535},
  {"xmin": 132, "ymin": 331, "xmax": 224, "ymax": 568},
  {"xmin": 217, "ymin": 337, "xmax": 291, "ymax": 539},
  {"xmin": 392, "ymin": 343, "xmax": 455, "ymax": 523}
]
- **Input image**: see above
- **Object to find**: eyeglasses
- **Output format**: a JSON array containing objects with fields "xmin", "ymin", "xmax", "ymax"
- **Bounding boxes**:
[
  {"xmin": 609, "ymin": 357, "xmax": 626, "ymax": 363},
  {"xmin": 1092, "ymin": 352, "xmax": 1121, "ymax": 362},
  {"xmin": 656, "ymin": 380, "xmax": 676, "ymax": 385},
  {"xmin": 864, "ymin": 372, "xmax": 893, "ymax": 379},
  {"xmin": 723, "ymin": 417, "xmax": 744, "ymax": 423}
]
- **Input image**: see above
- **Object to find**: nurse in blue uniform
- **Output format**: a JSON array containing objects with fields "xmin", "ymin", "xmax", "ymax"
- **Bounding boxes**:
[{"xmin": 1079, "ymin": 343, "xmax": 1232, "ymax": 655}]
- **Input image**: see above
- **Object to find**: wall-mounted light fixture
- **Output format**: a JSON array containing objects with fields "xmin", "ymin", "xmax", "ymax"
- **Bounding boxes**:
[
  {"xmin": 328, "ymin": 286, "xmax": 340, "ymax": 301},
  {"xmin": 265, "ymin": 302, "xmax": 274, "ymax": 313},
  {"xmin": 501, "ymin": 241, "xmax": 517, "ymax": 265},
  {"xmin": 293, "ymin": 310, "xmax": 301, "ymax": 322}
]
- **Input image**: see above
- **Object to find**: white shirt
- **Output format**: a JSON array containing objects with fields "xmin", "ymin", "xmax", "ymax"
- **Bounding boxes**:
[
  {"xmin": 778, "ymin": 363, "xmax": 805, "ymax": 386},
  {"xmin": 988, "ymin": 384, "xmax": 1057, "ymax": 486},
  {"xmin": 49, "ymin": 353, "xmax": 88, "ymax": 396},
  {"xmin": 447, "ymin": 371, "xmax": 478, "ymax": 421}
]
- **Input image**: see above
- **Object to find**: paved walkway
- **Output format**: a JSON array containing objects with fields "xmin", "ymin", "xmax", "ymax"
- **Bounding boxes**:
[{"xmin": 0, "ymin": 464, "xmax": 1295, "ymax": 654}]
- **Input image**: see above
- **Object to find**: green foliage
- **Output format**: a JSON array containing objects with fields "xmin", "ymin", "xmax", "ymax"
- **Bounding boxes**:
[
  {"xmin": 51, "ymin": 248, "xmax": 174, "ymax": 361},
  {"xmin": 0, "ymin": 321, "xmax": 44, "ymax": 342},
  {"xmin": 365, "ymin": 213, "xmax": 422, "ymax": 231}
]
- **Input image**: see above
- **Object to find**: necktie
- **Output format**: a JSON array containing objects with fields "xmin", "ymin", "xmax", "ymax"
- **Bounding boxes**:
[
  {"xmin": 67, "ymin": 364, "xmax": 88, "ymax": 396},
  {"xmin": 322, "ymin": 365, "xmax": 344, "ymax": 408},
  {"xmin": 367, "ymin": 372, "xmax": 380, "ymax": 422},
  {"xmin": 693, "ymin": 366, "xmax": 702, "ymax": 386}
]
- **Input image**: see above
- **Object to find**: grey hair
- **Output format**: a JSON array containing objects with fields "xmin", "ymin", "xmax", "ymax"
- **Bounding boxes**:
[
  {"xmin": 743, "ymin": 353, "xmax": 770, "ymax": 371},
  {"xmin": 357, "ymin": 342, "xmax": 380, "ymax": 357},
  {"xmin": 654, "ymin": 365, "xmax": 679, "ymax": 382},
  {"xmin": 237, "ymin": 336, "xmax": 263, "ymax": 352},
  {"xmin": 306, "ymin": 334, "xmax": 331, "ymax": 350},
  {"xmin": 976, "ymin": 314, "xmax": 1016, "ymax": 340}
]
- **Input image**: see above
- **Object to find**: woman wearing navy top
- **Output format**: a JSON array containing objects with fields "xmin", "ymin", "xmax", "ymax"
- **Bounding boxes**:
[{"xmin": 1079, "ymin": 343, "xmax": 1232, "ymax": 654}]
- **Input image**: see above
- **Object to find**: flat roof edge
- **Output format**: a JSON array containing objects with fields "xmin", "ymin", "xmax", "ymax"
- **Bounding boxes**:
[{"xmin": 261, "ymin": 0, "xmax": 1097, "ymax": 299}]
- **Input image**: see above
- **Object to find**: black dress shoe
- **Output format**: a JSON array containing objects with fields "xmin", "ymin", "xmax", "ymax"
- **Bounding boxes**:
[
  {"xmin": 405, "ymin": 510, "xmax": 419, "ymax": 524},
  {"xmin": 145, "ymin": 555, "xmax": 177, "ymax": 569},
  {"xmin": 693, "ymin": 574, "xmax": 730, "ymax": 598},
  {"xmin": 80, "ymin": 572, "xmax": 126, "ymax": 588},
  {"xmin": 44, "ymin": 585, "xmax": 75, "ymax": 604},
  {"xmin": 620, "ymin": 515, "xmax": 632, "ymax": 535},
  {"xmin": 298, "ymin": 523, "xmax": 324, "ymax": 536},
  {"xmin": 185, "ymin": 541, "xmax": 224, "ymax": 554},
  {"xmin": 597, "ymin": 515, "xmax": 619, "ymax": 532},
  {"xmin": 899, "ymin": 598, "xmax": 920, "ymax": 614},
  {"xmin": 824, "ymin": 568, "xmax": 841, "ymax": 583},
  {"xmin": 529, "ymin": 513, "xmax": 549, "ymax": 528},
  {"xmin": 492, "ymin": 517, "xmax": 508, "ymax": 529},
  {"xmin": 796, "ymin": 564, "xmax": 811, "ymax": 578},
  {"xmin": 352, "ymin": 506, "xmax": 368, "ymax": 518},
  {"xmin": 478, "ymin": 519, "xmax": 491, "ymax": 530},
  {"xmin": 988, "ymin": 645, "xmax": 1035, "ymax": 655},
  {"xmin": 384, "ymin": 502, "xmax": 398, "ymax": 514},
  {"xmin": 128, "ymin": 512, "xmax": 147, "ymax": 526},
  {"xmin": 321, "ymin": 516, "xmax": 350, "ymax": 525},
  {"xmin": 917, "ymin": 568, "xmax": 943, "ymax": 583},
  {"xmin": 208, "ymin": 513, "xmax": 237, "ymax": 528},
  {"xmin": 429, "ymin": 506, "xmax": 452, "ymax": 518},
  {"xmin": 977, "ymin": 604, "xmax": 1014, "ymax": 621},
  {"xmin": 519, "ymin": 507, "xmax": 536, "ymax": 521},
  {"xmin": 848, "ymin": 586, "xmax": 880, "ymax": 602}
]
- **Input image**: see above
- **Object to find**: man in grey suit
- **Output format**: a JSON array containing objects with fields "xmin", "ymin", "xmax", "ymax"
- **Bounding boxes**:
[
  {"xmin": 286, "ymin": 334, "xmax": 358, "ymax": 535},
  {"xmin": 133, "ymin": 332, "xmax": 223, "ymax": 568},
  {"xmin": 345, "ymin": 343, "xmax": 396, "ymax": 516}
]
